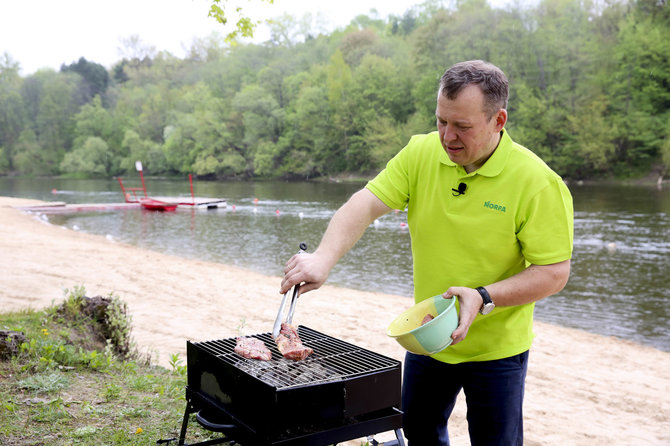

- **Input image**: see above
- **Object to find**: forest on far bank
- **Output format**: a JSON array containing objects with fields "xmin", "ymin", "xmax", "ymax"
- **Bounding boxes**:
[{"xmin": 0, "ymin": 0, "xmax": 668, "ymax": 181}]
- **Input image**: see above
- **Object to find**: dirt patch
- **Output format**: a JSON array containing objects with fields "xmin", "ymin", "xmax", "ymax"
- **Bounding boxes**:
[
  {"xmin": 56, "ymin": 294, "xmax": 134, "ymax": 358},
  {"xmin": 0, "ymin": 330, "xmax": 27, "ymax": 359}
]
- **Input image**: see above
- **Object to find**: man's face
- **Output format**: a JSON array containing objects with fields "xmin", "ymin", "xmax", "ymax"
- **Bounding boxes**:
[{"xmin": 435, "ymin": 84, "xmax": 506, "ymax": 173}]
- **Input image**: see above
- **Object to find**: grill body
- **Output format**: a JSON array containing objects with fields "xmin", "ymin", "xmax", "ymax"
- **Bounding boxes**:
[{"xmin": 185, "ymin": 326, "xmax": 402, "ymax": 444}]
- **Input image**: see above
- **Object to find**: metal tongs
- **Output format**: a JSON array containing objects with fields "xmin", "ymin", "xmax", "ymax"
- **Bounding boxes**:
[{"xmin": 272, "ymin": 242, "xmax": 308, "ymax": 339}]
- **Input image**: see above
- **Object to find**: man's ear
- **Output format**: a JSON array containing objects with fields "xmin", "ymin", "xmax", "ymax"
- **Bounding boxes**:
[{"xmin": 494, "ymin": 109, "xmax": 508, "ymax": 131}]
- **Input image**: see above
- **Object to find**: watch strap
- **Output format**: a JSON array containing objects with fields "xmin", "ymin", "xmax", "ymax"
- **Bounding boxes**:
[{"xmin": 476, "ymin": 286, "xmax": 492, "ymax": 305}]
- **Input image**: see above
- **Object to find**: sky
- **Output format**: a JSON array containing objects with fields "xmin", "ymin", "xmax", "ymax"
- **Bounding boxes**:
[{"xmin": 0, "ymin": 0, "xmax": 440, "ymax": 76}]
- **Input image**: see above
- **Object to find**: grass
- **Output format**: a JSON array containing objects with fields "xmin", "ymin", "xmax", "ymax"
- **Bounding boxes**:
[{"xmin": 0, "ymin": 286, "xmax": 221, "ymax": 446}]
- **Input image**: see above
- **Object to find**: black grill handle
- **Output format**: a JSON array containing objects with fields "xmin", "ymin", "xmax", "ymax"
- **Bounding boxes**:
[{"xmin": 195, "ymin": 410, "xmax": 237, "ymax": 434}]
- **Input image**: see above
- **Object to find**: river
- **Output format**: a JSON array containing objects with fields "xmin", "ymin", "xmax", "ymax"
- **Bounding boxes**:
[{"xmin": 1, "ymin": 177, "xmax": 668, "ymax": 352}]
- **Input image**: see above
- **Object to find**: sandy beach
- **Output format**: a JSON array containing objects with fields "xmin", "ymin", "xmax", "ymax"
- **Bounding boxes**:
[{"xmin": 1, "ymin": 196, "xmax": 668, "ymax": 445}]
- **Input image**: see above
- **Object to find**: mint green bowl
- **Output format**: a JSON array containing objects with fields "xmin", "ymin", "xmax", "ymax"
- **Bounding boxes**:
[{"xmin": 386, "ymin": 295, "xmax": 459, "ymax": 355}]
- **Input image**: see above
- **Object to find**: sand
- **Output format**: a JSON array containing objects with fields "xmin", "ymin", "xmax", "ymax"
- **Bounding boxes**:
[{"xmin": 1, "ymin": 196, "xmax": 668, "ymax": 445}]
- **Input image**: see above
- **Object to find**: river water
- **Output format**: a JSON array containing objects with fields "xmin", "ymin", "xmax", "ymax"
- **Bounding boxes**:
[{"xmin": 1, "ymin": 177, "xmax": 668, "ymax": 352}]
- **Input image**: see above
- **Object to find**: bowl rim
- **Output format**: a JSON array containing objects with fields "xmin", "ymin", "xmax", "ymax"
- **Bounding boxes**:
[{"xmin": 388, "ymin": 295, "xmax": 457, "ymax": 338}]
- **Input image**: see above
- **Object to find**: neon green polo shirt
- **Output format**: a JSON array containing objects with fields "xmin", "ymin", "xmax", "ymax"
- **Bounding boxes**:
[{"xmin": 366, "ymin": 129, "xmax": 573, "ymax": 363}]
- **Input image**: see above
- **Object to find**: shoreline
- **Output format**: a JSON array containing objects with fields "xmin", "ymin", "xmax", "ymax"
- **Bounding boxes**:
[{"xmin": 1, "ymin": 196, "xmax": 669, "ymax": 445}]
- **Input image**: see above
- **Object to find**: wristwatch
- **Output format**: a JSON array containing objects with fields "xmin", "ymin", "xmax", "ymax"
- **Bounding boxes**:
[{"xmin": 476, "ymin": 286, "xmax": 495, "ymax": 315}]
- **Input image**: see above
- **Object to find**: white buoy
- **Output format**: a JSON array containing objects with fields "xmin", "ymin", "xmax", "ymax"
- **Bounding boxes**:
[
  {"xmin": 299, "ymin": 212, "xmax": 304, "ymax": 219},
  {"xmin": 607, "ymin": 242, "xmax": 616, "ymax": 253}
]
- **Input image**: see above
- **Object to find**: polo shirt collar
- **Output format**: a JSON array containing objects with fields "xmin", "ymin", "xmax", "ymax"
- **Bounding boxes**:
[
  {"xmin": 438, "ymin": 128, "xmax": 512, "ymax": 178},
  {"xmin": 476, "ymin": 128, "xmax": 512, "ymax": 177}
]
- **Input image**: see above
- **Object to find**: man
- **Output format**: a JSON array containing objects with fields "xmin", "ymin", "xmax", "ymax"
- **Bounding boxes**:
[{"xmin": 280, "ymin": 60, "xmax": 573, "ymax": 445}]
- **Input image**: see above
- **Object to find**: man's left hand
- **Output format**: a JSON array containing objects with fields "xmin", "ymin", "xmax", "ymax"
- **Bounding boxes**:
[{"xmin": 443, "ymin": 287, "xmax": 482, "ymax": 344}]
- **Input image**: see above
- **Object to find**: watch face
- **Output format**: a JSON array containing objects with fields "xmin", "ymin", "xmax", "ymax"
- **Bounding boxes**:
[{"xmin": 480, "ymin": 303, "xmax": 495, "ymax": 315}]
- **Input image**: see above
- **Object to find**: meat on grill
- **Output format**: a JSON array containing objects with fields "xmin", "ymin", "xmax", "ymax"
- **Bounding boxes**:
[
  {"xmin": 421, "ymin": 314, "xmax": 435, "ymax": 325},
  {"xmin": 235, "ymin": 336, "xmax": 272, "ymax": 361},
  {"xmin": 275, "ymin": 323, "xmax": 313, "ymax": 361}
]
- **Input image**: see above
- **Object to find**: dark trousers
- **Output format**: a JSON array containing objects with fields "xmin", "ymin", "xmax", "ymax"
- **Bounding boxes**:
[{"xmin": 401, "ymin": 350, "xmax": 529, "ymax": 446}]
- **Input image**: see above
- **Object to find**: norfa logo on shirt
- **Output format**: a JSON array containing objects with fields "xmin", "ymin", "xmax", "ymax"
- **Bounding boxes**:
[{"xmin": 484, "ymin": 201, "xmax": 506, "ymax": 213}]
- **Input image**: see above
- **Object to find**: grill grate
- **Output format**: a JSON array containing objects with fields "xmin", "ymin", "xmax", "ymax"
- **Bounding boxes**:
[{"xmin": 193, "ymin": 326, "xmax": 398, "ymax": 390}]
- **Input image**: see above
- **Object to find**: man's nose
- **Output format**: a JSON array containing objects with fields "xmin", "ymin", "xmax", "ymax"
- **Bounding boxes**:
[{"xmin": 442, "ymin": 124, "xmax": 457, "ymax": 143}]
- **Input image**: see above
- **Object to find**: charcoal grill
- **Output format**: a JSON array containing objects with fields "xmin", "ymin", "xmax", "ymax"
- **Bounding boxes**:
[{"xmin": 173, "ymin": 325, "xmax": 405, "ymax": 446}]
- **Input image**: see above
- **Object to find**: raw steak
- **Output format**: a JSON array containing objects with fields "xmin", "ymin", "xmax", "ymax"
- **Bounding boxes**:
[
  {"xmin": 275, "ymin": 323, "xmax": 313, "ymax": 361},
  {"xmin": 421, "ymin": 314, "xmax": 435, "ymax": 326},
  {"xmin": 234, "ymin": 336, "xmax": 272, "ymax": 361}
]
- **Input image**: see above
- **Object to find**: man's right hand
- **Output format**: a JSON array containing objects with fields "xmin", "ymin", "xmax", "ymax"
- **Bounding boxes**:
[{"xmin": 280, "ymin": 251, "xmax": 331, "ymax": 295}]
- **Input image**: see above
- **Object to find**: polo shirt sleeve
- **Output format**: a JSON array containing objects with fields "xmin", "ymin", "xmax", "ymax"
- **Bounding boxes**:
[
  {"xmin": 517, "ymin": 176, "xmax": 574, "ymax": 265},
  {"xmin": 365, "ymin": 138, "xmax": 414, "ymax": 210}
]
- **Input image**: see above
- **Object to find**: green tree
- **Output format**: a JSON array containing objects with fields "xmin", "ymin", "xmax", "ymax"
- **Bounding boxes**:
[
  {"xmin": 350, "ymin": 115, "xmax": 406, "ymax": 170},
  {"xmin": 19, "ymin": 70, "xmax": 81, "ymax": 174},
  {"xmin": 567, "ymin": 96, "xmax": 617, "ymax": 175},
  {"xmin": 60, "ymin": 57, "xmax": 110, "ymax": 104},
  {"xmin": 285, "ymin": 76, "xmax": 332, "ymax": 177},
  {"xmin": 119, "ymin": 129, "xmax": 166, "ymax": 174},
  {"xmin": 60, "ymin": 136, "xmax": 111, "ymax": 176},
  {"xmin": 346, "ymin": 54, "xmax": 415, "ymax": 170},
  {"xmin": 11, "ymin": 129, "xmax": 44, "ymax": 175},
  {"xmin": 506, "ymin": 0, "xmax": 604, "ymax": 177},
  {"xmin": 179, "ymin": 82, "xmax": 244, "ymax": 177},
  {"xmin": 661, "ymin": 114, "xmax": 670, "ymax": 177},
  {"xmin": 0, "ymin": 147, "xmax": 9, "ymax": 174},
  {"xmin": 606, "ymin": 1, "xmax": 670, "ymax": 175},
  {"xmin": 70, "ymin": 96, "xmax": 125, "ymax": 174},
  {"xmin": 2, "ymin": 1, "xmax": 667, "ymax": 181},
  {"xmin": 326, "ymin": 50, "xmax": 354, "ymax": 172},
  {"xmin": 411, "ymin": 1, "xmax": 496, "ymax": 75},
  {"xmin": 0, "ymin": 53, "xmax": 26, "ymax": 172},
  {"xmin": 162, "ymin": 124, "xmax": 195, "ymax": 174},
  {"xmin": 339, "ymin": 29, "xmax": 379, "ymax": 67},
  {"xmin": 257, "ymin": 59, "xmax": 296, "ymax": 109},
  {"xmin": 506, "ymin": 82, "xmax": 553, "ymax": 160},
  {"xmin": 409, "ymin": 2, "xmax": 502, "ymax": 129},
  {"xmin": 73, "ymin": 96, "xmax": 114, "ymax": 141},
  {"xmin": 232, "ymin": 84, "xmax": 284, "ymax": 175}
]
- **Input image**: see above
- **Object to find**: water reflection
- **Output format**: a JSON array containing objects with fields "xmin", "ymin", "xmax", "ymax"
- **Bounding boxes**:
[{"xmin": 1, "ymin": 178, "xmax": 668, "ymax": 352}]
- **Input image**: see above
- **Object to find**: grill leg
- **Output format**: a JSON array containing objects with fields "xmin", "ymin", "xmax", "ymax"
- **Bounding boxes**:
[
  {"xmin": 178, "ymin": 401, "xmax": 194, "ymax": 446},
  {"xmin": 394, "ymin": 428, "xmax": 406, "ymax": 446},
  {"xmin": 367, "ymin": 428, "xmax": 406, "ymax": 446},
  {"xmin": 175, "ymin": 398, "xmax": 236, "ymax": 446}
]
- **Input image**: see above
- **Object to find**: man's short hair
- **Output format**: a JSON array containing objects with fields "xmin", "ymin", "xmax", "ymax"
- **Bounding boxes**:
[{"xmin": 439, "ymin": 60, "xmax": 509, "ymax": 119}]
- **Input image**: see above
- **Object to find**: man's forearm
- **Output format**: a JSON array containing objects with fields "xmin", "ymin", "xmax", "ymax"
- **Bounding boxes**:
[
  {"xmin": 486, "ymin": 259, "xmax": 571, "ymax": 307},
  {"xmin": 446, "ymin": 259, "xmax": 571, "ymax": 344}
]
